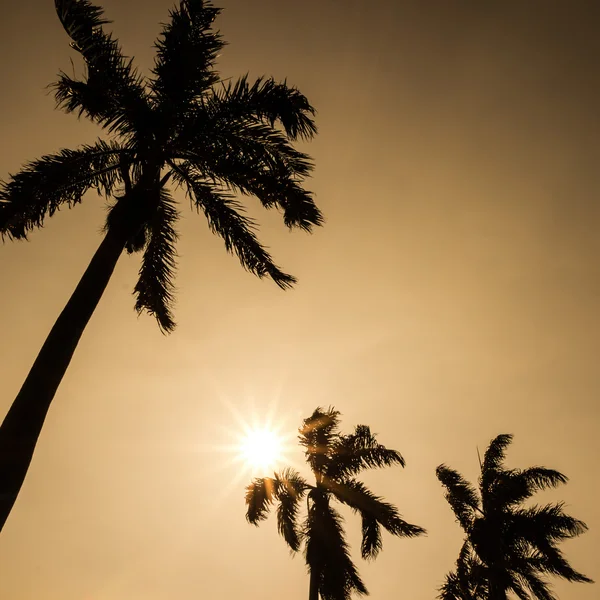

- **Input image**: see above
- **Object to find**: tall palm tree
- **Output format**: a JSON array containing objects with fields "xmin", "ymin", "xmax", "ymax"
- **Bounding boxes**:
[
  {"xmin": 436, "ymin": 434, "xmax": 593, "ymax": 600},
  {"xmin": 0, "ymin": 0, "xmax": 321, "ymax": 532},
  {"xmin": 245, "ymin": 407, "xmax": 425, "ymax": 600}
]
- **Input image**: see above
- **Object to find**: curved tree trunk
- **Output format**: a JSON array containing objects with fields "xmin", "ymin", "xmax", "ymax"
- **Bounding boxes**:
[
  {"xmin": 0, "ymin": 225, "xmax": 128, "ymax": 532},
  {"xmin": 308, "ymin": 570, "xmax": 319, "ymax": 600}
]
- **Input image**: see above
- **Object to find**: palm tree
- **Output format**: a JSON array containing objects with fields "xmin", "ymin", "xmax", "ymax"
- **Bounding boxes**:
[
  {"xmin": 0, "ymin": 0, "xmax": 321, "ymax": 532},
  {"xmin": 436, "ymin": 434, "xmax": 593, "ymax": 600},
  {"xmin": 245, "ymin": 407, "xmax": 425, "ymax": 600}
]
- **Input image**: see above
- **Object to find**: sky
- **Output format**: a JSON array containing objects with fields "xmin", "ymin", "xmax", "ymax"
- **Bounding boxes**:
[{"xmin": 0, "ymin": 0, "xmax": 599, "ymax": 599}]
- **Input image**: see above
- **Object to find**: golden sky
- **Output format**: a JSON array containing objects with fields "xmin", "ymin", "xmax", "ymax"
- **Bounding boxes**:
[{"xmin": 0, "ymin": 1, "xmax": 599, "ymax": 599}]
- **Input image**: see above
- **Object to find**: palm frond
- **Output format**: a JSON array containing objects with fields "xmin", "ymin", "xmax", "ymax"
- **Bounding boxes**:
[
  {"xmin": 510, "ymin": 572, "xmax": 540, "ymax": 600},
  {"xmin": 245, "ymin": 476, "xmax": 277, "ymax": 525},
  {"xmin": 132, "ymin": 187, "xmax": 179, "ymax": 333},
  {"xmin": 304, "ymin": 492, "xmax": 367, "ymax": 600},
  {"xmin": 327, "ymin": 425, "xmax": 405, "ymax": 479},
  {"xmin": 171, "ymin": 110, "xmax": 321, "ymax": 231},
  {"xmin": 170, "ymin": 161, "xmax": 296, "ymax": 289},
  {"xmin": 175, "ymin": 111, "xmax": 315, "ymax": 177},
  {"xmin": 516, "ymin": 467, "xmax": 567, "ymax": 491},
  {"xmin": 325, "ymin": 477, "xmax": 425, "ymax": 559},
  {"xmin": 439, "ymin": 542, "xmax": 487, "ymax": 600},
  {"xmin": 525, "ymin": 548, "xmax": 594, "ymax": 585},
  {"xmin": 359, "ymin": 514, "xmax": 382, "ymax": 561},
  {"xmin": 438, "ymin": 571, "xmax": 465, "ymax": 600},
  {"xmin": 210, "ymin": 74, "xmax": 317, "ymax": 141},
  {"xmin": 480, "ymin": 434, "xmax": 513, "ymax": 494},
  {"xmin": 513, "ymin": 503, "xmax": 589, "ymax": 543},
  {"xmin": 274, "ymin": 468, "xmax": 309, "ymax": 552},
  {"xmin": 151, "ymin": 0, "xmax": 224, "ymax": 117},
  {"xmin": 53, "ymin": 0, "xmax": 150, "ymax": 137},
  {"xmin": 0, "ymin": 141, "xmax": 125, "ymax": 239},
  {"xmin": 513, "ymin": 565, "xmax": 556, "ymax": 600},
  {"xmin": 276, "ymin": 467, "xmax": 310, "ymax": 496},
  {"xmin": 436, "ymin": 465, "xmax": 480, "ymax": 532},
  {"xmin": 460, "ymin": 544, "xmax": 489, "ymax": 600},
  {"xmin": 298, "ymin": 407, "xmax": 341, "ymax": 477},
  {"xmin": 496, "ymin": 467, "xmax": 568, "ymax": 507},
  {"xmin": 507, "ymin": 505, "xmax": 592, "ymax": 585}
]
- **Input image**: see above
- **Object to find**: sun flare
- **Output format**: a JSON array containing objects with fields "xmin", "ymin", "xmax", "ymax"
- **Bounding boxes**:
[{"xmin": 240, "ymin": 427, "xmax": 283, "ymax": 473}]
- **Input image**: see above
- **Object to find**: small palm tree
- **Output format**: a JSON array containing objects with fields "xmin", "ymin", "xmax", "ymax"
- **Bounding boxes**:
[
  {"xmin": 245, "ymin": 407, "xmax": 425, "ymax": 600},
  {"xmin": 436, "ymin": 434, "xmax": 593, "ymax": 600},
  {"xmin": 0, "ymin": 0, "xmax": 321, "ymax": 532}
]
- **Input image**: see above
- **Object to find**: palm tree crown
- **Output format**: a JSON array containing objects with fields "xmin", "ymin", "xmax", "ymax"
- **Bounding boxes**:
[
  {"xmin": 436, "ymin": 434, "xmax": 592, "ymax": 600},
  {"xmin": 0, "ymin": 0, "xmax": 321, "ymax": 532},
  {"xmin": 245, "ymin": 407, "xmax": 425, "ymax": 600},
  {"xmin": 1, "ymin": 0, "xmax": 321, "ymax": 331}
]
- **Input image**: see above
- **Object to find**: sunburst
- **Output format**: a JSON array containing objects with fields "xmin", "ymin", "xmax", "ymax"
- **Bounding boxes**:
[{"xmin": 239, "ymin": 426, "xmax": 284, "ymax": 473}]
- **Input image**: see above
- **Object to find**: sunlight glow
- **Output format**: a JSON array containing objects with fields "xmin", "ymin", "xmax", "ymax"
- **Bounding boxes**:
[
  {"xmin": 240, "ymin": 427, "xmax": 283, "ymax": 472},
  {"xmin": 185, "ymin": 378, "xmax": 304, "ymax": 497}
]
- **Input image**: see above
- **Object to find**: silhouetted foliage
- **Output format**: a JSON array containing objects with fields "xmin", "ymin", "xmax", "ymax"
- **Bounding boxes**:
[
  {"xmin": 436, "ymin": 434, "xmax": 592, "ymax": 600},
  {"xmin": 245, "ymin": 408, "xmax": 425, "ymax": 600},
  {"xmin": 0, "ymin": 0, "xmax": 320, "ymax": 532}
]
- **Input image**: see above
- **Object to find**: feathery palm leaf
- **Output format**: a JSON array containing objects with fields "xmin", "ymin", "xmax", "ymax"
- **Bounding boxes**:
[
  {"xmin": 494, "ymin": 468, "xmax": 568, "ymax": 507},
  {"xmin": 436, "ymin": 465, "xmax": 480, "ymax": 531},
  {"xmin": 299, "ymin": 407, "xmax": 341, "ymax": 476},
  {"xmin": 174, "ymin": 107, "xmax": 315, "ymax": 176},
  {"xmin": 170, "ymin": 161, "xmax": 296, "ymax": 288},
  {"xmin": 54, "ymin": 0, "xmax": 150, "ymax": 137},
  {"xmin": 274, "ymin": 468, "xmax": 309, "ymax": 552},
  {"xmin": 0, "ymin": 141, "xmax": 125, "ymax": 239},
  {"xmin": 439, "ymin": 571, "xmax": 465, "ymax": 600},
  {"xmin": 132, "ymin": 187, "xmax": 179, "ymax": 332},
  {"xmin": 327, "ymin": 424, "xmax": 405, "ymax": 479},
  {"xmin": 246, "ymin": 469, "xmax": 308, "ymax": 552},
  {"xmin": 511, "ymin": 503, "xmax": 589, "ymax": 545},
  {"xmin": 480, "ymin": 433, "xmax": 513, "ymax": 499},
  {"xmin": 325, "ymin": 477, "xmax": 424, "ymax": 558},
  {"xmin": 439, "ymin": 543, "xmax": 487, "ymax": 600},
  {"xmin": 210, "ymin": 75, "xmax": 317, "ymax": 141},
  {"xmin": 151, "ymin": 0, "xmax": 223, "ymax": 116},
  {"xmin": 172, "ymin": 111, "xmax": 320, "ymax": 230},
  {"xmin": 245, "ymin": 476, "xmax": 277, "ymax": 525}
]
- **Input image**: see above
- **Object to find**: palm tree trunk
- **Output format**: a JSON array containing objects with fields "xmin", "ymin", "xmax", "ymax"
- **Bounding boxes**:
[
  {"xmin": 0, "ymin": 225, "xmax": 128, "ymax": 532},
  {"xmin": 308, "ymin": 570, "xmax": 319, "ymax": 600}
]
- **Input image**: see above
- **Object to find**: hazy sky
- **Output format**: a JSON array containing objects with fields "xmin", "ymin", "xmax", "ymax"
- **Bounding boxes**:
[{"xmin": 1, "ymin": 1, "xmax": 599, "ymax": 599}]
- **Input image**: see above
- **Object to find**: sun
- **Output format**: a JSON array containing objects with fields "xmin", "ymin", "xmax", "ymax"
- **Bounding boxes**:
[{"xmin": 240, "ymin": 427, "xmax": 283, "ymax": 473}]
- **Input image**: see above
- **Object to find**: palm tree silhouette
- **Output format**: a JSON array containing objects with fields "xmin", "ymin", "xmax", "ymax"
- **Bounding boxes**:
[
  {"xmin": 436, "ymin": 434, "xmax": 592, "ymax": 600},
  {"xmin": 0, "ymin": 0, "xmax": 321, "ymax": 532},
  {"xmin": 245, "ymin": 407, "xmax": 425, "ymax": 600}
]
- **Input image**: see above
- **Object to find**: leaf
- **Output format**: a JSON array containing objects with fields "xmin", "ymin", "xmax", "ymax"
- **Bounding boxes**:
[
  {"xmin": 436, "ymin": 465, "xmax": 480, "ymax": 532},
  {"xmin": 480, "ymin": 434, "xmax": 513, "ymax": 496},
  {"xmin": 54, "ymin": 0, "xmax": 150, "ymax": 137},
  {"xmin": 170, "ymin": 161, "xmax": 297, "ymax": 289},
  {"xmin": 210, "ymin": 75, "xmax": 317, "ymax": 141},
  {"xmin": 298, "ymin": 407, "xmax": 341, "ymax": 477},
  {"xmin": 327, "ymin": 424, "xmax": 405, "ymax": 479},
  {"xmin": 0, "ymin": 141, "xmax": 124, "ymax": 239},
  {"xmin": 274, "ymin": 468, "xmax": 309, "ymax": 552},
  {"xmin": 133, "ymin": 187, "xmax": 179, "ymax": 333},
  {"xmin": 326, "ymin": 477, "xmax": 425, "ymax": 559},
  {"xmin": 245, "ymin": 477, "xmax": 277, "ymax": 525},
  {"xmin": 151, "ymin": 0, "xmax": 224, "ymax": 116}
]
